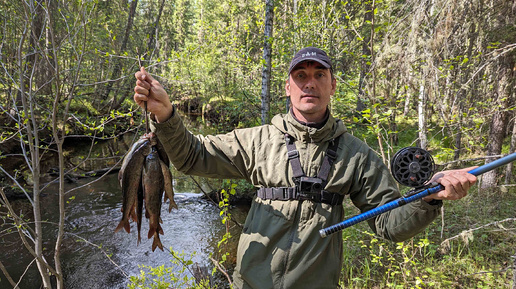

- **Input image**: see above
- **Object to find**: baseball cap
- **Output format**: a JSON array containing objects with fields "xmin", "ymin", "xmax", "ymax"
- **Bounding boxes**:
[{"xmin": 288, "ymin": 47, "xmax": 333, "ymax": 75}]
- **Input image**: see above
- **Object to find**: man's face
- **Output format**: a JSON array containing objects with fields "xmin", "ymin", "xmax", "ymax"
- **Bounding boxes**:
[{"xmin": 285, "ymin": 61, "xmax": 336, "ymax": 123}]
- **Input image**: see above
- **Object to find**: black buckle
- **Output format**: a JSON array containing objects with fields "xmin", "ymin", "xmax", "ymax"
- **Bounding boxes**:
[
  {"xmin": 326, "ymin": 149, "xmax": 337, "ymax": 160},
  {"xmin": 287, "ymin": 150, "xmax": 299, "ymax": 159}
]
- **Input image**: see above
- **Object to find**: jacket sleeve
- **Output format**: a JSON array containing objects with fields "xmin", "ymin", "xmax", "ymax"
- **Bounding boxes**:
[
  {"xmin": 149, "ymin": 107, "xmax": 252, "ymax": 180},
  {"xmin": 349, "ymin": 148, "xmax": 442, "ymax": 242}
]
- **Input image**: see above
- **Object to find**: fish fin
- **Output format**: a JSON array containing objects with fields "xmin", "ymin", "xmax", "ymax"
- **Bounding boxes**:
[
  {"xmin": 130, "ymin": 206, "xmax": 138, "ymax": 223},
  {"xmin": 117, "ymin": 170, "xmax": 123, "ymax": 188},
  {"xmin": 115, "ymin": 219, "xmax": 130, "ymax": 233},
  {"xmin": 151, "ymin": 233, "xmax": 164, "ymax": 252},
  {"xmin": 148, "ymin": 227, "xmax": 155, "ymax": 239},
  {"xmin": 167, "ymin": 201, "xmax": 178, "ymax": 213}
]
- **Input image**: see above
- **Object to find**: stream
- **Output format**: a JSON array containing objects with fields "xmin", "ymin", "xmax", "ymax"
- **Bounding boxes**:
[{"xmin": 0, "ymin": 133, "xmax": 249, "ymax": 289}]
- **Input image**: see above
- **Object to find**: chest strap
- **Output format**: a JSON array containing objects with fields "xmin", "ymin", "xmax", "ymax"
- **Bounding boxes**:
[
  {"xmin": 285, "ymin": 134, "xmax": 339, "ymax": 182},
  {"xmin": 257, "ymin": 134, "xmax": 343, "ymax": 206},
  {"xmin": 257, "ymin": 187, "xmax": 344, "ymax": 206}
]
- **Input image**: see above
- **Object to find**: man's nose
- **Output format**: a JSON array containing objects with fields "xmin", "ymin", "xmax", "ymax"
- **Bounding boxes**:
[{"xmin": 304, "ymin": 76, "xmax": 316, "ymax": 90}]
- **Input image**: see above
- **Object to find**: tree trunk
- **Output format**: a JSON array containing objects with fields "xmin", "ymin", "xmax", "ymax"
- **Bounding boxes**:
[
  {"xmin": 105, "ymin": 0, "xmax": 139, "ymax": 109},
  {"xmin": 260, "ymin": 0, "xmax": 274, "ymax": 125},
  {"xmin": 44, "ymin": 1, "xmax": 67, "ymax": 286},
  {"xmin": 418, "ymin": 82, "xmax": 427, "ymax": 150},
  {"xmin": 19, "ymin": 2, "xmax": 52, "ymax": 286},
  {"xmin": 403, "ymin": 79, "xmax": 412, "ymax": 116},
  {"xmin": 506, "ymin": 112, "xmax": 516, "ymax": 184},
  {"xmin": 481, "ymin": 58, "xmax": 512, "ymax": 188},
  {"xmin": 29, "ymin": 0, "xmax": 53, "ymax": 96},
  {"xmin": 147, "ymin": 0, "xmax": 166, "ymax": 55},
  {"xmin": 356, "ymin": 1, "xmax": 373, "ymax": 112}
]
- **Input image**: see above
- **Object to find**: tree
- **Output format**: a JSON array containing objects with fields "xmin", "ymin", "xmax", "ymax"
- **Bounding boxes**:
[
  {"xmin": 260, "ymin": 0, "xmax": 274, "ymax": 125},
  {"xmin": 480, "ymin": 0, "xmax": 516, "ymax": 188}
]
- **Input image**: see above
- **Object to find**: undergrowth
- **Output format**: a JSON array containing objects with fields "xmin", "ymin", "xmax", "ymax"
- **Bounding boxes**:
[{"xmin": 339, "ymin": 186, "xmax": 516, "ymax": 289}]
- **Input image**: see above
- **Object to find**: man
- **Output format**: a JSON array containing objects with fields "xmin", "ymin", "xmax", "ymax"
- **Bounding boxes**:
[{"xmin": 133, "ymin": 47, "xmax": 476, "ymax": 289}]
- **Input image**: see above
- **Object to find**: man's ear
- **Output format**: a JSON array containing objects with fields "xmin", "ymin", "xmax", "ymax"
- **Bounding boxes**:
[{"xmin": 285, "ymin": 79, "xmax": 291, "ymax": 96}]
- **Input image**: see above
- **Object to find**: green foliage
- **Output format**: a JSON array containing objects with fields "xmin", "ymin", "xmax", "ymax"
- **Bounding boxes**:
[
  {"xmin": 128, "ymin": 249, "xmax": 209, "ymax": 289},
  {"xmin": 211, "ymin": 182, "xmax": 237, "ymax": 276}
]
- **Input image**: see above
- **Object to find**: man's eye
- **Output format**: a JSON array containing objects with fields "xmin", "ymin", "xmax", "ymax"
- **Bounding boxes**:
[{"xmin": 296, "ymin": 73, "xmax": 305, "ymax": 79}]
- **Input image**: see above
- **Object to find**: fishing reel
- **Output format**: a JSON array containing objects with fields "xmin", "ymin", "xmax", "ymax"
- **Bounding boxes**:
[{"xmin": 390, "ymin": 147, "xmax": 435, "ymax": 188}]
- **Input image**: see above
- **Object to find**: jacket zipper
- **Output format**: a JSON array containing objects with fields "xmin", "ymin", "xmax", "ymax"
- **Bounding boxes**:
[{"xmin": 279, "ymin": 131, "xmax": 314, "ymax": 288}]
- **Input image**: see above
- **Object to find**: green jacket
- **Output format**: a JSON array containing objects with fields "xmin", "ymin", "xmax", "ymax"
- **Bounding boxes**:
[{"xmin": 151, "ymin": 109, "xmax": 441, "ymax": 289}]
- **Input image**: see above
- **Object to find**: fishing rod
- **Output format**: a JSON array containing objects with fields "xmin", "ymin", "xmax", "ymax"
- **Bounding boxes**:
[{"xmin": 319, "ymin": 148, "xmax": 516, "ymax": 238}]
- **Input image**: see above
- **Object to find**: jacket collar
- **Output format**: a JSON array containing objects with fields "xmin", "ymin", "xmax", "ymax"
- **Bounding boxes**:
[{"xmin": 271, "ymin": 110, "xmax": 347, "ymax": 143}]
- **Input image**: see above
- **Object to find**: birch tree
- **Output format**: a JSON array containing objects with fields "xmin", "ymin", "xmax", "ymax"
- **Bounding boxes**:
[{"xmin": 260, "ymin": 0, "xmax": 274, "ymax": 125}]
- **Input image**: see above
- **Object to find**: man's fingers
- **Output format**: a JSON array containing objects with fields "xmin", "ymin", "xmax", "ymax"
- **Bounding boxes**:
[
  {"xmin": 135, "ymin": 80, "xmax": 150, "ymax": 92},
  {"xmin": 133, "ymin": 93, "xmax": 148, "ymax": 104},
  {"xmin": 140, "ymin": 66, "xmax": 158, "ymax": 84}
]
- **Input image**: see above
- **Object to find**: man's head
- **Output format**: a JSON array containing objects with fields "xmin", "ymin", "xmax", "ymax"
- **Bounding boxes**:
[{"xmin": 286, "ymin": 47, "xmax": 336, "ymax": 123}]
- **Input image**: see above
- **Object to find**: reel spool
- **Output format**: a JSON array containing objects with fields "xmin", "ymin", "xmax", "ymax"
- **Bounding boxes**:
[{"xmin": 390, "ymin": 147, "xmax": 435, "ymax": 188}]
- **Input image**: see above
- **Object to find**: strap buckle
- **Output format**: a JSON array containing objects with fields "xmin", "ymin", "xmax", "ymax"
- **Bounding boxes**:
[
  {"xmin": 326, "ymin": 149, "xmax": 337, "ymax": 160},
  {"xmin": 287, "ymin": 150, "xmax": 299, "ymax": 159}
]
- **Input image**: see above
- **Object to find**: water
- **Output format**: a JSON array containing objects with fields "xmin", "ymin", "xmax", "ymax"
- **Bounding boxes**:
[{"xmin": 0, "ymin": 172, "xmax": 248, "ymax": 289}]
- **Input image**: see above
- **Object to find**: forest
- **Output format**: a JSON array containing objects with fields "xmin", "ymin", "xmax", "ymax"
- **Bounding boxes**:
[{"xmin": 0, "ymin": 0, "xmax": 515, "ymax": 288}]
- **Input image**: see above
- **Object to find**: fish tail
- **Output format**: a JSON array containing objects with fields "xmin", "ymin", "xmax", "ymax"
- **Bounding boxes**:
[
  {"xmin": 151, "ymin": 232, "xmax": 164, "ymax": 252},
  {"xmin": 115, "ymin": 219, "xmax": 130, "ymax": 233}
]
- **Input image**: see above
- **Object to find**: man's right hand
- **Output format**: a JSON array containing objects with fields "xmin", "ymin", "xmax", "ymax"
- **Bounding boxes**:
[{"xmin": 134, "ymin": 67, "xmax": 174, "ymax": 123}]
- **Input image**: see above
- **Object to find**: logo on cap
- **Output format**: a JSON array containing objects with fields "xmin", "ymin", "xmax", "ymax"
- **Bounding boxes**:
[{"xmin": 302, "ymin": 52, "xmax": 317, "ymax": 58}]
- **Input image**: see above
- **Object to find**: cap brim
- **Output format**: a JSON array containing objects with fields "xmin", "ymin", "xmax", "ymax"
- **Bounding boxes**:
[{"xmin": 289, "ymin": 58, "xmax": 331, "ymax": 74}]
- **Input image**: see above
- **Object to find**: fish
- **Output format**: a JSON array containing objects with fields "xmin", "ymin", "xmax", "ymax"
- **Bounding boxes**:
[
  {"xmin": 115, "ymin": 137, "xmax": 152, "ymax": 233},
  {"xmin": 116, "ymin": 132, "xmax": 176, "ymax": 251},
  {"xmin": 118, "ymin": 136, "xmax": 149, "ymax": 187},
  {"xmin": 136, "ymin": 176, "xmax": 144, "ymax": 245},
  {"xmin": 160, "ymin": 159, "xmax": 178, "ymax": 212},
  {"xmin": 142, "ymin": 147, "xmax": 165, "ymax": 251}
]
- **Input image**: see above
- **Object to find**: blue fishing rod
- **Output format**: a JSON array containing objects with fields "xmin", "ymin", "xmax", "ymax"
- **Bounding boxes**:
[{"xmin": 320, "ymin": 149, "xmax": 516, "ymax": 238}]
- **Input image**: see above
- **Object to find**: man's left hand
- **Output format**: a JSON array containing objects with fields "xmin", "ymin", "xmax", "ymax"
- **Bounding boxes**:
[{"xmin": 423, "ymin": 166, "xmax": 478, "ymax": 202}]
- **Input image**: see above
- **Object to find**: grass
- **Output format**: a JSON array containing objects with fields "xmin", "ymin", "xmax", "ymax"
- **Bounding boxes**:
[{"xmin": 339, "ymin": 186, "xmax": 516, "ymax": 288}]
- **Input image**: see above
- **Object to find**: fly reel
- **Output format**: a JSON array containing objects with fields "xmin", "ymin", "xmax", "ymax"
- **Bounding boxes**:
[{"xmin": 390, "ymin": 147, "xmax": 435, "ymax": 188}]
